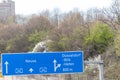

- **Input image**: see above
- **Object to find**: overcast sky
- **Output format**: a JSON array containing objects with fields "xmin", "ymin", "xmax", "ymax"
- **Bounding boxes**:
[{"xmin": 1, "ymin": 0, "xmax": 113, "ymax": 15}]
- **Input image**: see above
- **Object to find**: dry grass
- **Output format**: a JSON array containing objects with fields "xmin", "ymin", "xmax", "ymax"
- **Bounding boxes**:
[{"xmin": 0, "ymin": 72, "xmax": 3, "ymax": 78}]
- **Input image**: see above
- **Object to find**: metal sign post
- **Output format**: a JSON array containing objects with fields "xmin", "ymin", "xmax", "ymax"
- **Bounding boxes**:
[
  {"xmin": 85, "ymin": 60, "xmax": 104, "ymax": 80},
  {"xmin": 99, "ymin": 61, "xmax": 104, "ymax": 80}
]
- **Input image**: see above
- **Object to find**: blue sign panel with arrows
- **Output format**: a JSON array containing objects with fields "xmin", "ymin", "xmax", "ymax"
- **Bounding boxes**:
[{"xmin": 2, "ymin": 51, "xmax": 84, "ymax": 76}]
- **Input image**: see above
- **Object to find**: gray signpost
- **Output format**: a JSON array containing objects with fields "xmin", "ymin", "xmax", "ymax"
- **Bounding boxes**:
[{"xmin": 85, "ymin": 60, "xmax": 104, "ymax": 80}]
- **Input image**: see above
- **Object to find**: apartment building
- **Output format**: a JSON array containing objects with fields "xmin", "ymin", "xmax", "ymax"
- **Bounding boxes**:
[{"xmin": 0, "ymin": 0, "xmax": 15, "ymax": 21}]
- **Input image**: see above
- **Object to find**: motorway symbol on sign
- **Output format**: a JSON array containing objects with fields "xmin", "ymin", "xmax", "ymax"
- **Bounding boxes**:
[{"xmin": 2, "ymin": 51, "xmax": 84, "ymax": 76}]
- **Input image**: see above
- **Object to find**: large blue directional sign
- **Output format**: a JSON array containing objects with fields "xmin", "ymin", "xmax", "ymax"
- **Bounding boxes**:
[{"xmin": 2, "ymin": 51, "xmax": 84, "ymax": 76}]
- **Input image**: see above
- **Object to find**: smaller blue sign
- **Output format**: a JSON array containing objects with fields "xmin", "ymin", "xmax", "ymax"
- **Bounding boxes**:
[{"xmin": 2, "ymin": 51, "xmax": 84, "ymax": 76}]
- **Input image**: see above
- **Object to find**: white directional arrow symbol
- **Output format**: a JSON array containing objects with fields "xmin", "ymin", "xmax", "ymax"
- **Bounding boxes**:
[
  {"xmin": 29, "ymin": 68, "xmax": 34, "ymax": 73},
  {"xmin": 53, "ymin": 59, "xmax": 61, "ymax": 72},
  {"xmin": 53, "ymin": 59, "xmax": 57, "ymax": 72},
  {"xmin": 5, "ymin": 61, "xmax": 9, "ymax": 74}
]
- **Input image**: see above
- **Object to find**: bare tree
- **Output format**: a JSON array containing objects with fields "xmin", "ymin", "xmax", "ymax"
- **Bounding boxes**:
[{"xmin": 102, "ymin": 0, "xmax": 120, "ymax": 30}]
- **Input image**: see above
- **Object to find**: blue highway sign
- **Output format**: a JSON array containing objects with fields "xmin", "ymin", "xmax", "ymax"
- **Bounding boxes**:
[{"xmin": 2, "ymin": 51, "xmax": 84, "ymax": 76}]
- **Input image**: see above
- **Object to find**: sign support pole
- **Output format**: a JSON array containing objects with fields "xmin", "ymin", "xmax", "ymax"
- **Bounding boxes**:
[
  {"xmin": 85, "ymin": 60, "xmax": 104, "ymax": 80},
  {"xmin": 99, "ymin": 61, "xmax": 104, "ymax": 80}
]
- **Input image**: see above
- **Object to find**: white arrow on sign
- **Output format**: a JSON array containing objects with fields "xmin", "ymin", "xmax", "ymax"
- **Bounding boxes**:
[
  {"xmin": 53, "ymin": 59, "xmax": 61, "ymax": 72},
  {"xmin": 5, "ymin": 61, "xmax": 9, "ymax": 74},
  {"xmin": 29, "ymin": 68, "xmax": 34, "ymax": 73}
]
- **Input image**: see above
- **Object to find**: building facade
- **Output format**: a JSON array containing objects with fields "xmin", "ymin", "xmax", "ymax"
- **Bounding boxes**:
[{"xmin": 0, "ymin": 0, "xmax": 15, "ymax": 21}]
